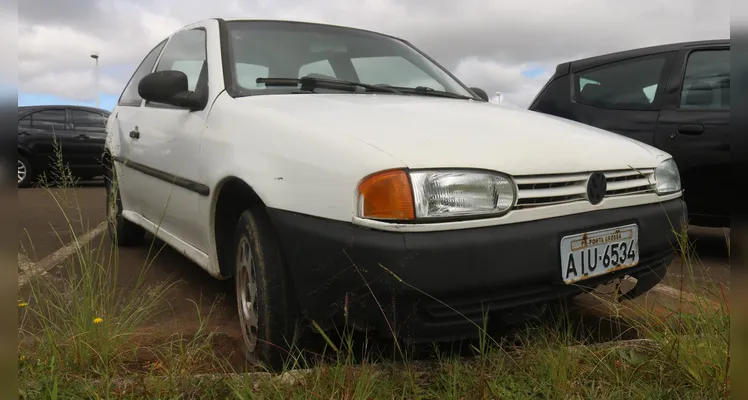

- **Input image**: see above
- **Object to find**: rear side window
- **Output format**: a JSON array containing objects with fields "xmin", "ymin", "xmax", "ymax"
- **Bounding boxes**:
[
  {"xmin": 118, "ymin": 40, "xmax": 167, "ymax": 107},
  {"xmin": 18, "ymin": 115, "xmax": 31, "ymax": 128},
  {"xmin": 71, "ymin": 110, "xmax": 108, "ymax": 131},
  {"xmin": 679, "ymin": 49, "xmax": 730, "ymax": 110},
  {"xmin": 574, "ymin": 53, "xmax": 670, "ymax": 110},
  {"xmin": 19, "ymin": 110, "xmax": 67, "ymax": 131}
]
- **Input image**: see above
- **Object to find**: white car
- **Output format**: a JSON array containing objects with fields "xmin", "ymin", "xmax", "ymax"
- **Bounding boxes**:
[{"xmin": 104, "ymin": 18, "xmax": 687, "ymax": 369}]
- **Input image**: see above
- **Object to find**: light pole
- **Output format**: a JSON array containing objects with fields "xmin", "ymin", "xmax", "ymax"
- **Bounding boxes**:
[{"xmin": 90, "ymin": 51, "xmax": 99, "ymax": 108}]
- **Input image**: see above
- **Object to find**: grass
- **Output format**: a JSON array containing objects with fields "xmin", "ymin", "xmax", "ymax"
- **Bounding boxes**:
[{"xmin": 16, "ymin": 150, "xmax": 730, "ymax": 399}]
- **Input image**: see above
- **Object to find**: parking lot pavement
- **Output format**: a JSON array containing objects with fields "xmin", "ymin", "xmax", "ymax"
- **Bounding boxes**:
[
  {"xmin": 18, "ymin": 185, "xmax": 731, "ymax": 366},
  {"xmin": 662, "ymin": 226, "xmax": 731, "ymax": 295},
  {"xmin": 17, "ymin": 183, "xmax": 246, "ymax": 367},
  {"xmin": 18, "ymin": 181, "xmax": 107, "ymax": 262}
]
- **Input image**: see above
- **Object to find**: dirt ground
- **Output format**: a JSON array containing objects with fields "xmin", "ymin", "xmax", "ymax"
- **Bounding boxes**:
[{"xmin": 17, "ymin": 184, "xmax": 731, "ymax": 371}]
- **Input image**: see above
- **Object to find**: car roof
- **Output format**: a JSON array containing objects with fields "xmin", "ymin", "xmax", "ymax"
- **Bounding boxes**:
[
  {"xmin": 568, "ymin": 39, "xmax": 730, "ymax": 72},
  {"xmin": 217, "ymin": 18, "xmax": 405, "ymax": 42}
]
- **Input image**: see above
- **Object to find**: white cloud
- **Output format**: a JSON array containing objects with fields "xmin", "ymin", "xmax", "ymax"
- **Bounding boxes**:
[
  {"xmin": 23, "ymin": 70, "xmax": 122, "ymax": 101},
  {"xmin": 452, "ymin": 58, "xmax": 555, "ymax": 106}
]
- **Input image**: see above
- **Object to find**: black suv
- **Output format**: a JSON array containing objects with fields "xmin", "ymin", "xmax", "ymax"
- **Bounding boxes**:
[
  {"xmin": 18, "ymin": 105, "xmax": 111, "ymax": 187},
  {"xmin": 529, "ymin": 39, "xmax": 730, "ymax": 228}
]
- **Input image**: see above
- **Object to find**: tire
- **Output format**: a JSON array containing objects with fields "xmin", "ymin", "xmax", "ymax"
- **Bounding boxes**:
[
  {"xmin": 17, "ymin": 155, "xmax": 34, "ymax": 188},
  {"xmin": 105, "ymin": 173, "xmax": 144, "ymax": 246},
  {"xmin": 232, "ymin": 208, "xmax": 304, "ymax": 371}
]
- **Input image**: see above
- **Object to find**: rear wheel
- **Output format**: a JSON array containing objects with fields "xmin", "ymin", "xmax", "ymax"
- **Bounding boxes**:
[
  {"xmin": 105, "ymin": 173, "xmax": 144, "ymax": 246},
  {"xmin": 232, "ymin": 208, "xmax": 304, "ymax": 371},
  {"xmin": 18, "ymin": 155, "xmax": 34, "ymax": 188}
]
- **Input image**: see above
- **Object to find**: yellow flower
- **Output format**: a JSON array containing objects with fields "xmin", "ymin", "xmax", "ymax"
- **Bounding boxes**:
[
  {"xmin": 18, "ymin": 301, "xmax": 27, "ymax": 307},
  {"xmin": 19, "ymin": 355, "xmax": 24, "ymax": 361},
  {"xmin": 93, "ymin": 317, "xmax": 103, "ymax": 324}
]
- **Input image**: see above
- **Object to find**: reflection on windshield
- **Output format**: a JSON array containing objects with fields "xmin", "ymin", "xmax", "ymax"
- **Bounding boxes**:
[{"xmin": 225, "ymin": 20, "xmax": 475, "ymax": 98}]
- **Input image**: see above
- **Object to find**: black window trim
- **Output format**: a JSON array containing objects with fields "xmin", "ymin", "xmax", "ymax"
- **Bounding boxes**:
[
  {"xmin": 18, "ymin": 107, "xmax": 70, "ymax": 132},
  {"xmin": 675, "ymin": 45, "xmax": 730, "ymax": 112},
  {"xmin": 70, "ymin": 108, "xmax": 109, "ymax": 130},
  {"xmin": 117, "ymin": 39, "xmax": 168, "ymax": 108},
  {"xmin": 570, "ymin": 51, "xmax": 677, "ymax": 112},
  {"xmin": 145, "ymin": 26, "xmax": 210, "ymax": 110}
]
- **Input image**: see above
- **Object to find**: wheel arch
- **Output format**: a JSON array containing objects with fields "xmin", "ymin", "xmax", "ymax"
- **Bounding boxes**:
[
  {"xmin": 101, "ymin": 148, "xmax": 113, "ymax": 179},
  {"xmin": 18, "ymin": 146, "xmax": 31, "ymax": 159},
  {"xmin": 210, "ymin": 176, "xmax": 269, "ymax": 278}
]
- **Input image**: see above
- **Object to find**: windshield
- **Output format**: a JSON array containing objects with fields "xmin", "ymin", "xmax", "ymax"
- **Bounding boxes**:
[{"xmin": 224, "ymin": 20, "xmax": 476, "ymax": 98}]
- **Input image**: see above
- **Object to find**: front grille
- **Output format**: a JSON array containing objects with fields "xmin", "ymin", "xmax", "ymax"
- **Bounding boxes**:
[{"xmin": 514, "ymin": 169, "xmax": 655, "ymax": 209}]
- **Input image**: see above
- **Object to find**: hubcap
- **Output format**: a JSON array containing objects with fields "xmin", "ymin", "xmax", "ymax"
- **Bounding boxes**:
[
  {"xmin": 17, "ymin": 160, "xmax": 26, "ymax": 183},
  {"xmin": 236, "ymin": 235, "xmax": 259, "ymax": 354}
]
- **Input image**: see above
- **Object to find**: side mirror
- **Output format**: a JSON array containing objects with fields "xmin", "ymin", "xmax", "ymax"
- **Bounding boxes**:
[
  {"xmin": 469, "ymin": 87, "xmax": 489, "ymax": 102},
  {"xmin": 138, "ymin": 70, "xmax": 204, "ymax": 110}
]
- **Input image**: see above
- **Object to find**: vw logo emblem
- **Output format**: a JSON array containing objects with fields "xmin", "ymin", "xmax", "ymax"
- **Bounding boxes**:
[{"xmin": 586, "ymin": 172, "xmax": 607, "ymax": 205}]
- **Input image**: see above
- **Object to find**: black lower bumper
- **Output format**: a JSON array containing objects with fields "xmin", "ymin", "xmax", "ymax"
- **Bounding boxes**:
[{"xmin": 267, "ymin": 199, "xmax": 687, "ymax": 342}]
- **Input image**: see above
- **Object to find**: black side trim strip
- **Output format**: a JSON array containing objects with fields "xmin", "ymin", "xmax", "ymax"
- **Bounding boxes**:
[{"xmin": 112, "ymin": 155, "xmax": 210, "ymax": 196}]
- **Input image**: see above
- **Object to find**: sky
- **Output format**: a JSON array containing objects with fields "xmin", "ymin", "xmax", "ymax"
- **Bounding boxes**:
[{"xmin": 17, "ymin": 0, "xmax": 731, "ymax": 110}]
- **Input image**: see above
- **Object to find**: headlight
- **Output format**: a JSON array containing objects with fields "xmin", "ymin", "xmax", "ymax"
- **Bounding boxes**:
[
  {"xmin": 654, "ymin": 159, "xmax": 681, "ymax": 195},
  {"xmin": 357, "ymin": 169, "xmax": 516, "ymax": 221},
  {"xmin": 410, "ymin": 170, "xmax": 515, "ymax": 219}
]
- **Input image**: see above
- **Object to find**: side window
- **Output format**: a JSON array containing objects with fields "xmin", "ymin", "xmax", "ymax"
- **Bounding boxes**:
[
  {"xmin": 351, "ymin": 56, "xmax": 445, "ymax": 90},
  {"xmin": 118, "ymin": 40, "xmax": 167, "ymax": 107},
  {"xmin": 299, "ymin": 60, "xmax": 337, "ymax": 79},
  {"xmin": 71, "ymin": 110, "xmax": 108, "ymax": 131},
  {"xmin": 18, "ymin": 115, "xmax": 31, "ymax": 128},
  {"xmin": 154, "ymin": 29, "xmax": 207, "ymax": 92},
  {"xmin": 29, "ymin": 110, "xmax": 67, "ymax": 132},
  {"xmin": 574, "ymin": 53, "xmax": 670, "ymax": 109},
  {"xmin": 236, "ymin": 63, "xmax": 270, "ymax": 89},
  {"xmin": 679, "ymin": 49, "xmax": 730, "ymax": 110}
]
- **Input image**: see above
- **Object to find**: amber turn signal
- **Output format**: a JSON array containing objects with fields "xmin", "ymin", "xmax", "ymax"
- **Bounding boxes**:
[{"xmin": 358, "ymin": 169, "xmax": 415, "ymax": 220}]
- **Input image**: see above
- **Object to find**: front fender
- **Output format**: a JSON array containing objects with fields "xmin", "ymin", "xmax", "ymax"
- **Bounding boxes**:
[{"xmin": 203, "ymin": 98, "xmax": 406, "ymax": 223}]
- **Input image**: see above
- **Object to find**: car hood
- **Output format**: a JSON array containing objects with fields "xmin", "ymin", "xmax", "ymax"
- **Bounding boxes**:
[{"xmin": 235, "ymin": 94, "xmax": 671, "ymax": 175}]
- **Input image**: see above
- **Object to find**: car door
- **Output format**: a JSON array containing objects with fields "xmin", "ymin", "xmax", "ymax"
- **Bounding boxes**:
[
  {"xmin": 109, "ymin": 39, "xmax": 168, "ymax": 217},
  {"xmin": 69, "ymin": 108, "xmax": 110, "ymax": 174},
  {"xmin": 654, "ymin": 45, "xmax": 730, "ymax": 226},
  {"xmin": 561, "ymin": 52, "xmax": 677, "ymax": 147},
  {"xmin": 18, "ymin": 108, "xmax": 72, "ymax": 178},
  {"xmin": 129, "ymin": 25, "xmax": 213, "ymax": 251}
]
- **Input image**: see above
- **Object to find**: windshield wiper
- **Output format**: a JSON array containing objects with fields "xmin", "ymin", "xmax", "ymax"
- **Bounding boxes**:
[
  {"xmin": 393, "ymin": 86, "xmax": 475, "ymax": 100},
  {"xmin": 256, "ymin": 77, "xmax": 404, "ymax": 94}
]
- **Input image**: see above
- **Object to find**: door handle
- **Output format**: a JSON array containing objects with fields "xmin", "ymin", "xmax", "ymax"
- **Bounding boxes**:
[
  {"xmin": 18, "ymin": 131, "xmax": 29, "ymax": 136},
  {"xmin": 677, "ymin": 124, "xmax": 704, "ymax": 135},
  {"xmin": 129, "ymin": 129, "xmax": 140, "ymax": 139}
]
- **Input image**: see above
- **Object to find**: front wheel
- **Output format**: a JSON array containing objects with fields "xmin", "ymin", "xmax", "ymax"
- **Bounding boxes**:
[{"xmin": 232, "ymin": 208, "xmax": 304, "ymax": 371}]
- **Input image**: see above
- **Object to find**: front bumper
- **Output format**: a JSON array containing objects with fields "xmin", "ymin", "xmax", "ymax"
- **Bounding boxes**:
[{"xmin": 267, "ymin": 199, "xmax": 687, "ymax": 342}]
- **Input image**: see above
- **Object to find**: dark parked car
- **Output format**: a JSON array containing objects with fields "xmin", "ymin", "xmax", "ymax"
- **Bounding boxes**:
[
  {"xmin": 18, "ymin": 105, "xmax": 111, "ymax": 187},
  {"xmin": 529, "ymin": 39, "xmax": 730, "ymax": 228}
]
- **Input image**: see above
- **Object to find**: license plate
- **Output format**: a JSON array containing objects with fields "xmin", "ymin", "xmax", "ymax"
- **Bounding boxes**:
[{"xmin": 560, "ymin": 224, "xmax": 639, "ymax": 284}]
